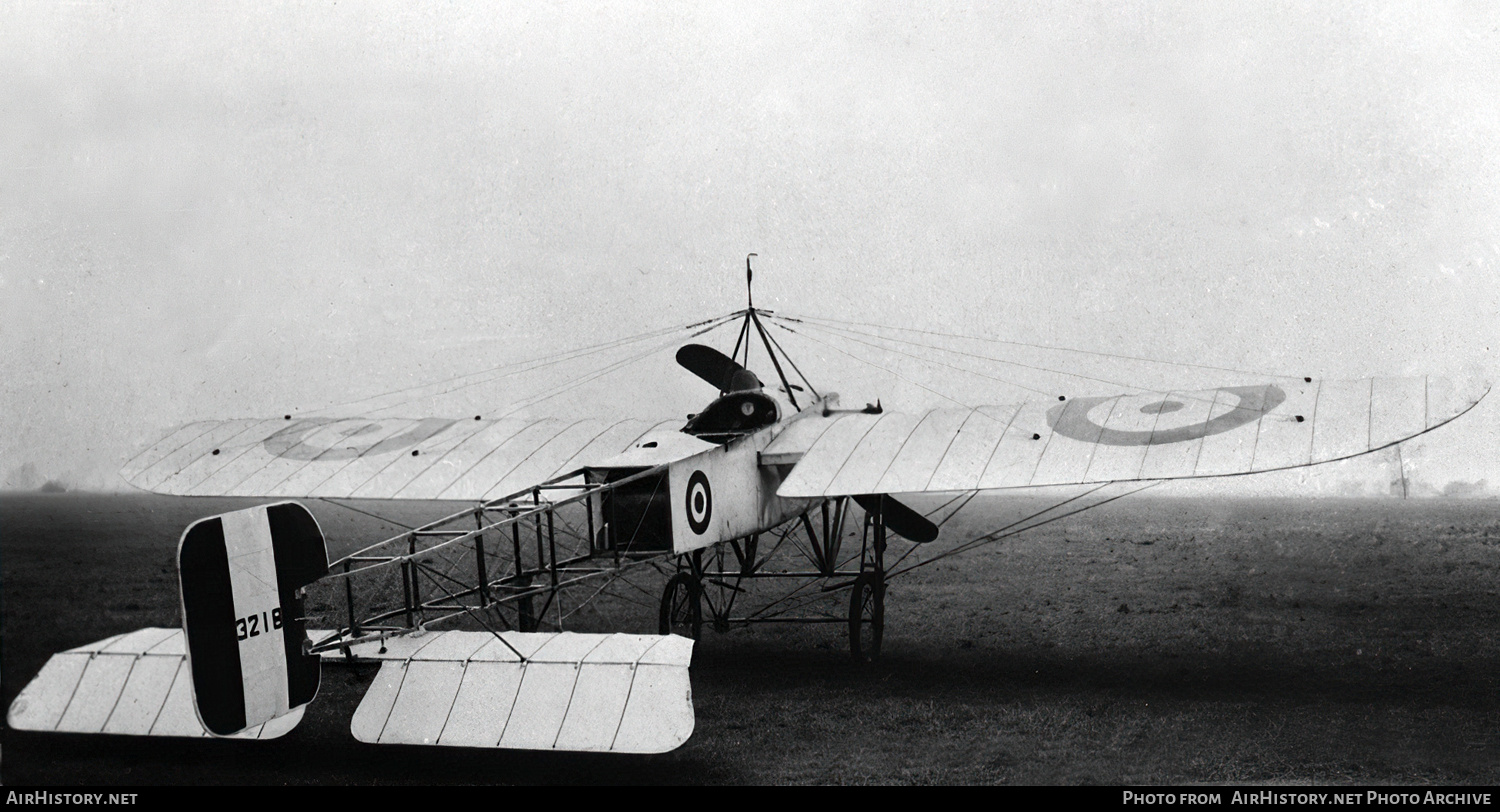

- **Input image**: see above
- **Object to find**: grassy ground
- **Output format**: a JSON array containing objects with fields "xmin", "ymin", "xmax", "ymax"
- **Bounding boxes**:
[{"xmin": 4, "ymin": 492, "xmax": 1500, "ymax": 784}]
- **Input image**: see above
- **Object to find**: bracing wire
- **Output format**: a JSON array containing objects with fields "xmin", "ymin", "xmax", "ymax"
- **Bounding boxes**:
[
  {"xmin": 316, "ymin": 498, "xmax": 415, "ymax": 530},
  {"xmin": 921, "ymin": 492, "xmax": 970, "ymax": 522},
  {"xmin": 888, "ymin": 481, "xmax": 1159, "ymax": 580},
  {"xmin": 932, "ymin": 490, "xmax": 981, "ymax": 528},
  {"xmin": 772, "ymin": 314, "xmax": 1281, "ymax": 412},
  {"xmin": 778, "ymin": 315, "xmax": 1205, "ymax": 401},
  {"xmin": 306, "ymin": 311, "xmax": 740, "ymax": 418},
  {"xmin": 755, "ymin": 312, "xmax": 821, "ymax": 397},
  {"xmin": 487, "ymin": 317, "xmax": 738, "ymax": 421},
  {"xmin": 367, "ymin": 312, "xmax": 741, "ymax": 417},
  {"xmin": 777, "ymin": 311, "xmax": 1310, "ymax": 382},
  {"xmin": 770, "ymin": 320, "xmax": 976, "ymax": 409},
  {"xmin": 780, "ymin": 316, "xmax": 1056, "ymax": 397}
]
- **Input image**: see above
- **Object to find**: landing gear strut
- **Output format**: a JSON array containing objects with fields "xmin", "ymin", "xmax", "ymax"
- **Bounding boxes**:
[
  {"xmin": 658, "ymin": 571, "xmax": 702, "ymax": 639},
  {"xmin": 654, "ymin": 497, "xmax": 899, "ymax": 660},
  {"xmin": 848, "ymin": 496, "xmax": 888, "ymax": 663},
  {"xmin": 848, "ymin": 572, "xmax": 884, "ymax": 663}
]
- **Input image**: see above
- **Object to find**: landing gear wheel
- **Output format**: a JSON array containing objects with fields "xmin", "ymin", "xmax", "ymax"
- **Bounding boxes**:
[
  {"xmin": 848, "ymin": 572, "xmax": 884, "ymax": 663},
  {"xmin": 659, "ymin": 572, "xmax": 702, "ymax": 639}
]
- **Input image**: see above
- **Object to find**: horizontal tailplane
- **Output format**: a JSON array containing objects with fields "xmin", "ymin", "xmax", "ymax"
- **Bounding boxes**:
[
  {"xmin": 346, "ymin": 630, "xmax": 695, "ymax": 753},
  {"xmin": 6, "ymin": 628, "xmax": 303, "ymax": 739}
]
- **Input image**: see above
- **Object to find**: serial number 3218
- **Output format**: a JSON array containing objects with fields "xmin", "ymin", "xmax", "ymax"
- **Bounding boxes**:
[{"xmin": 236, "ymin": 608, "xmax": 283, "ymax": 641}]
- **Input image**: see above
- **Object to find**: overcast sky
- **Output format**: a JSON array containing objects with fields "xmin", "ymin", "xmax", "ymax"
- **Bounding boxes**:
[{"xmin": 3, "ymin": 1, "xmax": 1498, "ymax": 495}]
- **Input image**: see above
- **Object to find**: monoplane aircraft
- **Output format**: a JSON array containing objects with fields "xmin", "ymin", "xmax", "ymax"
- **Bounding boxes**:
[{"xmin": 8, "ymin": 259, "xmax": 1487, "ymax": 754}]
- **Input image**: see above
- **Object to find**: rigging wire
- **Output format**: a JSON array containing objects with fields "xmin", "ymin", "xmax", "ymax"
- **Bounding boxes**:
[
  {"xmin": 308, "ymin": 311, "xmax": 740, "ymax": 417},
  {"xmin": 920, "ymin": 491, "xmax": 970, "ymax": 522},
  {"xmin": 367, "ymin": 311, "xmax": 741, "ymax": 417},
  {"xmin": 880, "ymin": 493, "xmax": 982, "ymax": 576},
  {"xmin": 888, "ymin": 481, "xmax": 1160, "ymax": 580},
  {"xmin": 777, "ymin": 311, "xmax": 1310, "ymax": 382},
  {"xmin": 780, "ymin": 317, "xmax": 1055, "ymax": 398},
  {"xmin": 754, "ymin": 310, "xmax": 820, "ymax": 398},
  {"xmin": 488, "ymin": 318, "xmax": 737, "ymax": 421},
  {"xmin": 882, "ymin": 486, "xmax": 1108, "ymax": 577},
  {"xmin": 773, "ymin": 314, "xmax": 1285, "ymax": 413},
  {"xmin": 932, "ymin": 490, "xmax": 980, "ymax": 528},
  {"xmin": 777, "ymin": 315, "xmax": 1227, "ymax": 404},
  {"xmin": 770, "ymin": 320, "xmax": 975, "ymax": 409},
  {"xmin": 316, "ymin": 498, "xmax": 415, "ymax": 530}
]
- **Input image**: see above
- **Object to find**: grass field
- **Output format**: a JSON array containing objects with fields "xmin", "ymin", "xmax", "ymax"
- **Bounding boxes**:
[{"xmin": 4, "ymin": 491, "xmax": 1500, "ymax": 784}]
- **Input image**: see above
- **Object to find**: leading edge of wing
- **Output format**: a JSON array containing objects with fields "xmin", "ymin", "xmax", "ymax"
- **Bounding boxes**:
[
  {"xmin": 775, "ymin": 375, "xmax": 1490, "ymax": 497},
  {"xmin": 121, "ymin": 416, "xmax": 700, "ymax": 500}
]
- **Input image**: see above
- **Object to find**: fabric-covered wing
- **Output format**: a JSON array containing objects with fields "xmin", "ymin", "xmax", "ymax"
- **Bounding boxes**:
[
  {"xmin": 123, "ymin": 417, "xmax": 679, "ymax": 500},
  {"xmin": 774, "ymin": 376, "xmax": 1487, "ymax": 497}
]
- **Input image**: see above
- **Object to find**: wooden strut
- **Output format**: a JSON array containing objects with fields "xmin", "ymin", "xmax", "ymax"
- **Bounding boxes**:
[
  {"xmin": 750, "ymin": 309, "xmax": 800, "ymax": 410},
  {"xmin": 720, "ymin": 254, "xmax": 813, "ymax": 408},
  {"xmin": 410, "ymin": 560, "xmax": 530, "ymax": 662},
  {"xmin": 322, "ymin": 495, "xmax": 885, "ymax": 656},
  {"xmin": 312, "ymin": 466, "xmax": 673, "ymax": 654},
  {"xmin": 681, "ymin": 497, "xmax": 869, "ymax": 629},
  {"xmin": 473, "ymin": 508, "xmax": 490, "ymax": 608},
  {"xmin": 402, "ymin": 535, "xmax": 415, "ymax": 628}
]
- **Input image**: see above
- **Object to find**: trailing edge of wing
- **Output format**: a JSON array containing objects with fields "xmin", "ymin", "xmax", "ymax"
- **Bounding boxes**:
[
  {"xmin": 774, "ymin": 375, "xmax": 1489, "ymax": 497},
  {"xmin": 121, "ymin": 416, "xmax": 700, "ymax": 500}
]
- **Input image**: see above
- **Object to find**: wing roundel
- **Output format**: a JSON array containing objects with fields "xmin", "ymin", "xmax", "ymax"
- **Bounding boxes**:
[
  {"xmin": 774, "ymin": 375, "xmax": 1488, "ymax": 497},
  {"xmin": 122, "ymin": 416, "xmax": 682, "ymax": 500}
]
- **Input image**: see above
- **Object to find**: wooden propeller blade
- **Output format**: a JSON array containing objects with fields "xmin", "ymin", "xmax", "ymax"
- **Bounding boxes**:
[
  {"xmin": 676, "ymin": 344, "xmax": 758, "ymax": 392},
  {"xmin": 853, "ymin": 494, "xmax": 939, "ymax": 544}
]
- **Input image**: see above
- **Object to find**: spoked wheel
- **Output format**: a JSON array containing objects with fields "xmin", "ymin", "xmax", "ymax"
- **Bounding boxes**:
[
  {"xmin": 848, "ymin": 572, "xmax": 885, "ymax": 663},
  {"xmin": 659, "ymin": 572, "xmax": 702, "ymax": 639}
]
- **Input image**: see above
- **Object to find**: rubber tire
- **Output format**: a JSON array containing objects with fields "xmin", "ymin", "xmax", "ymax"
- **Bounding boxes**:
[
  {"xmin": 848, "ymin": 573, "xmax": 885, "ymax": 663},
  {"xmin": 659, "ymin": 572, "xmax": 702, "ymax": 639}
]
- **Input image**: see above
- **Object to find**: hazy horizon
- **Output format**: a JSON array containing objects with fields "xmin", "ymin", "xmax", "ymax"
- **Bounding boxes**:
[{"xmin": 5, "ymin": 2, "xmax": 1499, "ymax": 498}]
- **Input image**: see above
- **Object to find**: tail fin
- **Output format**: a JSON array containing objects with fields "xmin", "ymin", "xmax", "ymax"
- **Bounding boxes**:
[{"xmin": 177, "ymin": 502, "xmax": 328, "ymax": 736}]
